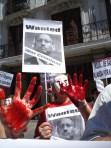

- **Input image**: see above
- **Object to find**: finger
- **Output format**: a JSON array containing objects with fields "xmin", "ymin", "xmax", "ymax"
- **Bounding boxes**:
[
  {"xmin": 39, "ymin": 122, "xmax": 51, "ymax": 128},
  {"xmin": 67, "ymin": 74, "xmax": 72, "ymax": 85},
  {"xmin": 32, "ymin": 103, "xmax": 50, "ymax": 117},
  {"xmin": 29, "ymin": 85, "xmax": 42, "ymax": 107},
  {"xmin": 0, "ymin": 88, "xmax": 5, "ymax": 100},
  {"xmin": 41, "ymin": 131, "xmax": 52, "ymax": 139},
  {"xmin": 23, "ymin": 76, "xmax": 37, "ymax": 102},
  {"xmin": 14, "ymin": 73, "xmax": 22, "ymax": 100},
  {"xmin": 41, "ymin": 129, "xmax": 52, "ymax": 139},
  {"xmin": 0, "ymin": 105, "xmax": 7, "ymax": 118},
  {"xmin": 79, "ymin": 74, "xmax": 83, "ymax": 86},
  {"xmin": 73, "ymin": 73, "xmax": 78, "ymax": 85},
  {"xmin": 84, "ymin": 80, "xmax": 89, "ymax": 91}
]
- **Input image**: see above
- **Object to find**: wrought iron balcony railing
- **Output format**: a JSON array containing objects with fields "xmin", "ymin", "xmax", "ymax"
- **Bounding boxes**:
[
  {"xmin": 6, "ymin": 0, "xmax": 30, "ymax": 14},
  {"xmin": 63, "ymin": 19, "xmax": 111, "ymax": 46},
  {"xmin": 82, "ymin": 20, "xmax": 111, "ymax": 43},
  {"xmin": 6, "ymin": 0, "xmax": 47, "ymax": 15},
  {"xmin": 1, "ymin": 20, "xmax": 111, "ymax": 59},
  {"xmin": 0, "ymin": 44, "xmax": 8, "ymax": 58}
]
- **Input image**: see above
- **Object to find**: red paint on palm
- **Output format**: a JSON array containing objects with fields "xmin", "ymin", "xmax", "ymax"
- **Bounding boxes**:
[
  {"xmin": 0, "ymin": 73, "xmax": 48, "ymax": 136},
  {"xmin": 60, "ymin": 73, "xmax": 88, "ymax": 104},
  {"xmin": 2, "ymin": 99, "xmax": 31, "ymax": 133}
]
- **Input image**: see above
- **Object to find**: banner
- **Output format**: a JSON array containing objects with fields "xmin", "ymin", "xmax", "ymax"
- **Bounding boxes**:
[
  {"xmin": 22, "ymin": 19, "xmax": 66, "ymax": 73},
  {"xmin": 0, "ymin": 139, "xmax": 111, "ymax": 148},
  {"xmin": 0, "ymin": 71, "xmax": 13, "ymax": 87},
  {"xmin": 92, "ymin": 57, "xmax": 111, "ymax": 80}
]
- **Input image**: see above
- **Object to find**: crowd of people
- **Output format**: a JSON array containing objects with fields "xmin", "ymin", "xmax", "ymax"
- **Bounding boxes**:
[{"xmin": 0, "ymin": 71, "xmax": 110, "ymax": 141}]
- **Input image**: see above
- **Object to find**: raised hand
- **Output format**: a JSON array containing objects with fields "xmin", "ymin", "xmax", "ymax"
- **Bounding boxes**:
[
  {"xmin": 0, "ymin": 73, "xmax": 49, "ymax": 137},
  {"xmin": 59, "ymin": 73, "xmax": 88, "ymax": 105}
]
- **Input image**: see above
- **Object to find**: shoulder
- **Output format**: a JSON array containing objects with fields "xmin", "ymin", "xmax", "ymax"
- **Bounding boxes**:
[
  {"xmin": 97, "ymin": 83, "xmax": 111, "ymax": 104},
  {"xmin": 24, "ymin": 54, "xmax": 38, "ymax": 65},
  {"xmin": 81, "ymin": 84, "xmax": 111, "ymax": 140}
]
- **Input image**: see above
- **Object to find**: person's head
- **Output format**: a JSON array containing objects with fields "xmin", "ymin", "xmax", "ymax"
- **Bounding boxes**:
[
  {"xmin": 33, "ymin": 33, "xmax": 55, "ymax": 55},
  {"xmin": 91, "ymin": 88, "xmax": 99, "ymax": 101},
  {"xmin": 51, "ymin": 74, "xmax": 69, "ymax": 104},
  {"xmin": 57, "ymin": 117, "xmax": 74, "ymax": 140}
]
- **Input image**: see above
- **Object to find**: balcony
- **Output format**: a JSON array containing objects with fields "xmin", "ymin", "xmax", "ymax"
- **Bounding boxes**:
[
  {"xmin": 64, "ymin": 19, "xmax": 111, "ymax": 45},
  {"xmin": 6, "ymin": 0, "xmax": 30, "ymax": 15},
  {"xmin": 1, "ymin": 19, "xmax": 111, "ymax": 60},
  {"xmin": 6, "ymin": 0, "xmax": 47, "ymax": 15},
  {"xmin": 65, "ymin": 19, "xmax": 111, "ymax": 58},
  {"xmin": 82, "ymin": 20, "xmax": 111, "ymax": 43},
  {"xmin": 0, "ymin": 44, "xmax": 8, "ymax": 58}
]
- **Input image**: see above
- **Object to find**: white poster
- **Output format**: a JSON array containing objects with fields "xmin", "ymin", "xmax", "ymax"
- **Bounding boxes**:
[
  {"xmin": 0, "ymin": 139, "xmax": 111, "ymax": 148},
  {"xmin": 0, "ymin": 71, "xmax": 13, "ymax": 87},
  {"xmin": 45, "ymin": 104, "xmax": 85, "ymax": 140},
  {"xmin": 92, "ymin": 57, "xmax": 111, "ymax": 80},
  {"xmin": 22, "ymin": 18, "xmax": 66, "ymax": 73}
]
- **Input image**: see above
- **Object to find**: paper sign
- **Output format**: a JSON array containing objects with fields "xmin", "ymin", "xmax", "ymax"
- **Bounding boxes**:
[
  {"xmin": 0, "ymin": 71, "xmax": 13, "ymax": 87},
  {"xmin": 22, "ymin": 19, "xmax": 66, "ymax": 73}
]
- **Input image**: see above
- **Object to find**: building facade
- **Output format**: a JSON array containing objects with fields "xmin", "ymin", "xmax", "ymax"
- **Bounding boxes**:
[{"xmin": 0, "ymin": 0, "xmax": 111, "ymax": 101}]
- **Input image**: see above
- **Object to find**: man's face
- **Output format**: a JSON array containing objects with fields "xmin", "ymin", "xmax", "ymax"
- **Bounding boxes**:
[
  {"xmin": 58, "ymin": 118, "xmax": 74, "ymax": 140},
  {"xmin": 37, "ymin": 34, "xmax": 53, "ymax": 55}
]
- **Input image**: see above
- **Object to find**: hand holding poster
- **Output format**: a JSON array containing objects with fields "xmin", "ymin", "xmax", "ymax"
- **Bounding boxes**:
[{"xmin": 22, "ymin": 19, "xmax": 66, "ymax": 73}]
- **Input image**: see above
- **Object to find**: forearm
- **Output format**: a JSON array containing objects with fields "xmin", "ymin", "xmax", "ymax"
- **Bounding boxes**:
[
  {"xmin": 0, "ymin": 121, "xmax": 7, "ymax": 138},
  {"xmin": 93, "ymin": 136, "xmax": 111, "ymax": 141},
  {"xmin": 78, "ymin": 100, "xmax": 92, "ymax": 121}
]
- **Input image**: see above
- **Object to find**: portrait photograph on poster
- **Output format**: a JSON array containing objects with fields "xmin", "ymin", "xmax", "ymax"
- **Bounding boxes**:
[
  {"xmin": 22, "ymin": 19, "xmax": 66, "ymax": 73},
  {"xmin": 45, "ymin": 104, "xmax": 85, "ymax": 140}
]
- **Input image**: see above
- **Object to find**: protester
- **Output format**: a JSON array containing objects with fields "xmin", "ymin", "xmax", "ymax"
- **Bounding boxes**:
[
  {"xmin": 0, "ymin": 73, "xmax": 49, "ymax": 138},
  {"xmin": 34, "ymin": 73, "xmax": 92, "ymax": 140},
  {"xmin": 81, "ymin": 83, "xmax": 111, "ymax": 141}
]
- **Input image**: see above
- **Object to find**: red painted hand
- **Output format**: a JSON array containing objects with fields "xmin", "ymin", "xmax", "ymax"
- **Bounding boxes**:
[
  {"xmin": 59, "ymin": 73, "xmax": 88, "ymax": 105},
  {"xmin": 0, "ymin": 73, "xmax": 49, "ymax": 137}
]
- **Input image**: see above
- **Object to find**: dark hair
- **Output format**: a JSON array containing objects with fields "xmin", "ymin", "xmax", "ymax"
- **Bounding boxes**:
[{"xmin": 91, "ymin": 88, "xmax": 99, "ymax": 95}]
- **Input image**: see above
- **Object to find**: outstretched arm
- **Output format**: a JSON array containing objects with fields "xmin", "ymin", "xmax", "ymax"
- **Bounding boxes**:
[
  {"xmin": 59, "ymin": 73, "xmax": 92, "ymax": 121},
  {"xmin": 0, "ymin": 73, "xmax": 49, "ymax": 138}
]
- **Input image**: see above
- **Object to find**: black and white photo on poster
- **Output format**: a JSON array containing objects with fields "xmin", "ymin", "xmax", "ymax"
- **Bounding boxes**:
[
  {"xmin": 22, "ymin": 19, "xmax": 66, "ymax": 73},
  {"xmin": 45, "ymin": 104, "xmax": 85, "ymax": 140}
]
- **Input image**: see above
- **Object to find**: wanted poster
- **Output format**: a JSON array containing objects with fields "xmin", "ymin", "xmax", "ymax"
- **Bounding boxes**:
[
  {"xmin": 22, "ymin": 18, "xmax": 66, "ymax": 73},
  {"xmin": 45, "ymin": 104, "xmax": 85, "ymax": 140}
]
